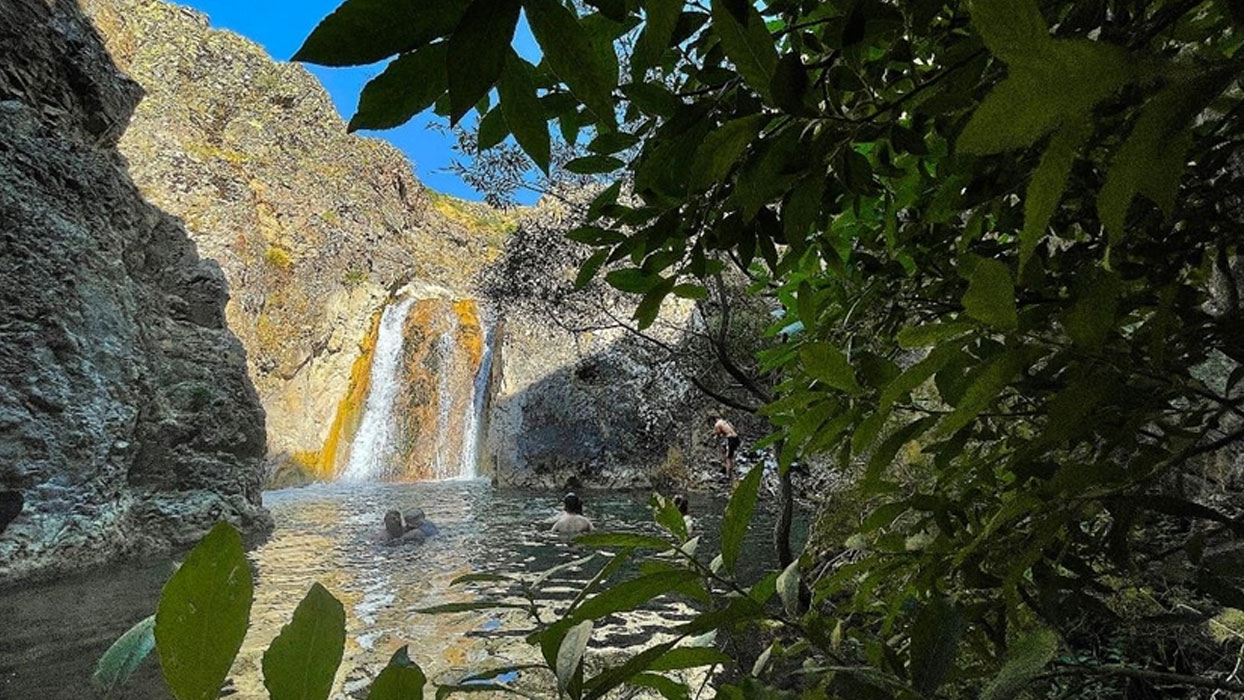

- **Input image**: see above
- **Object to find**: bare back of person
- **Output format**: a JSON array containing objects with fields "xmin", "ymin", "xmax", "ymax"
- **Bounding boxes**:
[
  {"xmin": 551, "ymin": 492, "xmax": 593, "ymax": 534},
  {"xmin": 551, "ymin": 513, "xmax": 593, "ymax": 534}
]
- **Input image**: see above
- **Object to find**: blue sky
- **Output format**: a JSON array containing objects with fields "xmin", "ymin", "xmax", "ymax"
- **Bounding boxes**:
[{"xmin": 180, "ymin": 0, "xmax": 539, "ymax": 203}]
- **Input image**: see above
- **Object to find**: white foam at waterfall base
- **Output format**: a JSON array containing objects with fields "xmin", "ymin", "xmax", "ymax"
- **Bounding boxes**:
[
  {"xmin": 458, "ymin": 316, "xmax": 494, "ymax": 480},
  {"xmin": 338, "ymin": 296, "xmax": 417, "ymax": 481}
]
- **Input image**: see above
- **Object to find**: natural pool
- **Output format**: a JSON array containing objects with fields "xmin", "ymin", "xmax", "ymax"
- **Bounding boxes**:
[{"xmin": 0, "ymin": 480, "xmax": 805, "ymax": 699}]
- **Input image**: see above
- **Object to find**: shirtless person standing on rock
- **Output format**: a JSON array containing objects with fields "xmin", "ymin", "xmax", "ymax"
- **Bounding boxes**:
[{"xmin": 714, "ymin": 417, "xmax": 741, "ymax": 482}]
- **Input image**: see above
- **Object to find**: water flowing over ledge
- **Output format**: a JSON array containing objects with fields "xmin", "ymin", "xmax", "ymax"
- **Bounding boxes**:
[{"xmin": 338, "ymin": 296, "xmax": 496, "ymax": 482}]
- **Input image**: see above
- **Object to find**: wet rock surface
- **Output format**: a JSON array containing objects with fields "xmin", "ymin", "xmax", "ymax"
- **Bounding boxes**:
[{"xmin": 0, "ymin": 0, "xmax": 270, "ymax": 583}]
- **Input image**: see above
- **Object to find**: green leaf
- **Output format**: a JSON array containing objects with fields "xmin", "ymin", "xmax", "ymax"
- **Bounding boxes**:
[
  {"xmin": 572, "ymin": 570, "xmax": 700, "ymax": 622},
  {"xmin": 262, "ymin": 583, "xmax": 346, "ymax": 700},
  {"xmin": 1020, "ymin": 120, "xmax": 1090, "ymax": 270},
  {"xmin": 498, "ymin": 52, "xmax": 550, "ymax": 172},
  {"xmin": 621, "ymin": 82, "xmax": 681, "ymax": 117},
  {"xmin": 865, "ymin": 415, "xmax": 937, "ymax": 486},
  {"xmin": 799, "ymin": 342, "xmax": 862, "ymax": 394},
  {"xmin": 677, "ymin": 596, "xmax": 767, "ymax": 635},
  {"xmin": 586, "ymin": 181, "xmax": 622, "ymax": 221},
  {"xmin": 524, "ymin": 0, "xmax": 618, "ymax": 127},
  {"xmin": 770, "ymin": 53, "xmax": 809, "ymax": 115},
  {"xmin": 576, "ymin": 532, "xmax": 674, "ymax": 549},
  {"xmin": 367, "ymin": 646, "xmax": 427, "ymax": 700},
  {"xmin": 416, "ymin": 601, "xmax": 528, "ymax": 614},
  {"xmin": 981, "ymin": 629, "xmax": 1059, "ymax": 700},
  {"xmin": 349, "ymin": 43, "xmax": 448, "ymax": 131},
  {"xmin": 897, "ymin": 321, "xmax": 975, "ymax": 349},
  {"xmin": 721, "ymin": 465, "xmax": 763, "ymax": 574},
  {"xmin": 566, "ymin": 155, "xmax": 626, "ymax": 174},
  {"xmin": 633, "ymin": 0, "xmax": 682, "ymax": 76},
  {"xmin": 861, "ymin": 501, "xmax": 909, "ymax": 532},
  {"xmin": 477, "ymin": 107, "xmax": 510, "ymax": 149},
  {"xmin": 447, "ymin": 0, "xmax": 521, "ymax": 124},
  {"xmin": 672, "ymin": 283, "xmax": 708, "ymax": 299},
  {"xmin": 962, "ymin": 258, "xmax": 1017, "ymax": 331},
  {"xmin": 782, "ymin": 175, "xmax": 823, "ymax": 251},
  {"xmin": 1061, "ymin": 270, "xmax": 1122, "ymax": 351},
  {"xmin": 630, "ymin": 673, "xmax": 691, "ymax": 700},
  {"xmin": 958, "ymin": 41, "xmax": 1131, "ymax": 155},
  {"xmin": 588, "ymin": 131, "xmax": 640, "ymax": 154},
  {"xmin": 605, "ymin": 268, "xmax": 659, "ymax": 293},
  {"xmin": 576, "ymin": 250, "xmax": 610, "ymax": 288},
  {"xmin": 711, "ymin": 0, "xmax": 778, "ymax": 100},
  {"xmin": 690, "ymin": 114, "xmax": 767, "ymax": 190},
  {"xmin": 93, "ymin": 615, "xmax": 155, "ymax": 694},
  {"xmin": 557, "ymin": 620, "xmax": 594, "ymax": 691},
  {"xmin": 584, "ymin": 641, "xmax": 680, "ymax": 699},
  {"xmin": 648, "ymin": 646, "xmax": 732, "ymax": 672},
  {"xmin": 155, "ymin": 522, "xmax": 253, "ymax": 700},
  {"xmin": 935, "ymin": 349, "xmax": 1035, "ymax": 437},
  {"xmin": 909, "ymin": 598, "xmax": 965, "ymax": 696},
  {"xmin": 294, "ymin": 0, "xmax": 469, "ymax": 66},
  {"xmin": 449, "ymin": 572, "xmax": 516, "ymax": 586},
  {"xmin": 967, "ymin": 0, "xmax": 1051, "ymax": 65},
  {"xmin": 567, "ymin": 225, "xmax": 626, "ymax": 245},
  {"xmin": 1098, "ymin": 78, "xmax": 1221, "ymax": 243},
  {"xmin": 776, "ymin": 560, "xmax": 800, "ymax": 617},
  {"xmin": 586, "ymin": 0, "xmax": 627, "ymax": 22},
  {"xmin": 653, "ymin": 494, "xmax": 689, "ymax": 541}
]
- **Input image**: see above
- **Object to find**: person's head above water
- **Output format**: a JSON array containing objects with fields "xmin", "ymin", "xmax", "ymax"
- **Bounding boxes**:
[
  {"xmin": 563, "ymin": 492, "xmax": 584, "ymax": 515},
  {"xmin": 673, "ymin": 494, "xmax": 689, "ymax": 515},
  {"xmin": 383, "ymin": 510, "xmax": 405, "ymax": 539}
]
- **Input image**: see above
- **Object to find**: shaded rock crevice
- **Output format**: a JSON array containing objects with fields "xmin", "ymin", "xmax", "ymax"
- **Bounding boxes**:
[{"xmin": 0, "ymin": 0, "xmax": 270, "ymax": 583}]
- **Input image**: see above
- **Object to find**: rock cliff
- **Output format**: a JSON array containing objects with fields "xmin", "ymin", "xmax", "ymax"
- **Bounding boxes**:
[
  {"xmin": 81, "ymin": 0, "xmax": 515, "ymax": 485},
  {"xmin": 0, "ymin": 0, "xmax": 270, "ymax": 582},
  {"xmin": 481, "ymin": 199, "xmax": 776, "ymax": 492}
]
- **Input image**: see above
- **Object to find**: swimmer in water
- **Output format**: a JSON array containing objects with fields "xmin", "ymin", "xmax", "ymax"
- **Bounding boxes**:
[{"xmin": 551, "ymin": 492, "xmax": 593, "ymax": 534}]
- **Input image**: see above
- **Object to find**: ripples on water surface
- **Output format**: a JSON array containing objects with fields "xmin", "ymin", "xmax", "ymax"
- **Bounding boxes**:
[{"xmin": 0, "ymin": 480, "xmax": 804, "ymax": 699}]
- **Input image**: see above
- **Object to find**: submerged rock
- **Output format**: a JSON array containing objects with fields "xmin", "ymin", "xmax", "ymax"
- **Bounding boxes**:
[{"xmin": 0, "ymin": 0, "xmax": 270, "ymax": 583}]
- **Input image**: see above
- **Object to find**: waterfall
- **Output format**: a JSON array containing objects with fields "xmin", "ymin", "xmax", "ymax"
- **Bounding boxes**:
[
  {"xmin": 338, "ymin": 296, "xmax": 416, "ymax": 481},
  {"xmin": 335, "ymin": 296, "xmax": 495, "ymax": 482},
  {"xmin": 431, "ymin": 324, "xmax": 457, "ymax": 479},
  {"xmin": 458, "ymin": 316, "xmax": 494, "ymax": 479}
]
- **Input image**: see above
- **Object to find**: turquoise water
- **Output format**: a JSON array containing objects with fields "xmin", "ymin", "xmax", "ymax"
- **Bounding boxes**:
[{"xmin": 0, "ymin": 480, "xmax": 805, "ymax": 699}]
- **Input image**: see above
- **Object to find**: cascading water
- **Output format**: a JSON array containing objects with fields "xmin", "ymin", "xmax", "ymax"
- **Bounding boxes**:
[
  {"xmin": 338, "ymin": 296, "xmax": 417, "ymax": 481},
  {"xmin": 458, "ymin": 317, "xmax": 494, "ymax": 480},
  {"xmin": 339, "ymin": 296, "xmax": 494, "ymax": 482},
  {"xmin": 431, "ymin": 326, "xmax": 458, "ymax": 478}
]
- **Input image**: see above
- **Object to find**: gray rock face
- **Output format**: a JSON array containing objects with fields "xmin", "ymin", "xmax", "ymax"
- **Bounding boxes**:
[{"xmin": 0, "ymin": 0, "xmax": 270, "ymax": 583}]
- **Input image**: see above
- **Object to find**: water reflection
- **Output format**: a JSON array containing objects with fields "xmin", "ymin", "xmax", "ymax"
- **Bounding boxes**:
[{"xmin": 0, "ymin": 480, "xmax": 804, "ymax": 699}]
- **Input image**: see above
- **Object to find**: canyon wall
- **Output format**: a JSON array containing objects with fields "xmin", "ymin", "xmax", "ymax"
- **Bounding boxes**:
[
  {"xmin": 81, "ymin": 0, "xmax": 513, "ymax": 484},
  {"xmin": 0, "ymin": 0, "xmax": 270, "ymax": 582}
]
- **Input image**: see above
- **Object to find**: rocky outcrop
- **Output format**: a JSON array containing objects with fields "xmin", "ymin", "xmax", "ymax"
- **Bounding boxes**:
[
  {"xmin": 480, "ymin": 199, "xmax": 775, "ymax": 491},
  {"xmin": 81, "ymin": 0, "xmax": 515, "ymax": 484},
  {"xmin": 0, "ymin": 0, "xmax": 270, "ymax": 582}
]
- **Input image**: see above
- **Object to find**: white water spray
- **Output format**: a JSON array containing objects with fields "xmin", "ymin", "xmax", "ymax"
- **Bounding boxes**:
[
  {"xmin": 458, "ymin": 316, "xmax": 494, "ymax": 479},
  {"xmin": 338, "ymin": 296, "xmax": 416, "ymax": 481}
]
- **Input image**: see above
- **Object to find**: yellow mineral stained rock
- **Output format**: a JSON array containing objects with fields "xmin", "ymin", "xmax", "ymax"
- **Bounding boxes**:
[{"xmin": 82, "ymin": 0, "xmax": 514, "ymax": 483}]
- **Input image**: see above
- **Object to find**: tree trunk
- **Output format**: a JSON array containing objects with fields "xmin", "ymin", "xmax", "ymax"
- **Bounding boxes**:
[{"xmin": 774, "ymin": 442, "xmax": 794, "ymax": 568}]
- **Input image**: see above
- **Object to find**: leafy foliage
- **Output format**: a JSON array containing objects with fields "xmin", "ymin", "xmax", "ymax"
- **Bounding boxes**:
[
  {"xmin": 295, "ymin": 0, "xmax": 1244, "ymax": 695},
  {"xmin": 155, "ymin": 522, "xmax": 254, "ymax": 700},
  {"xmin": 92, "ymin": 614, "xmax": 155, "ymax": 696},
  {"xmin": 262, "ymin": 582, "xmax": 346, "ymax": 700}
]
